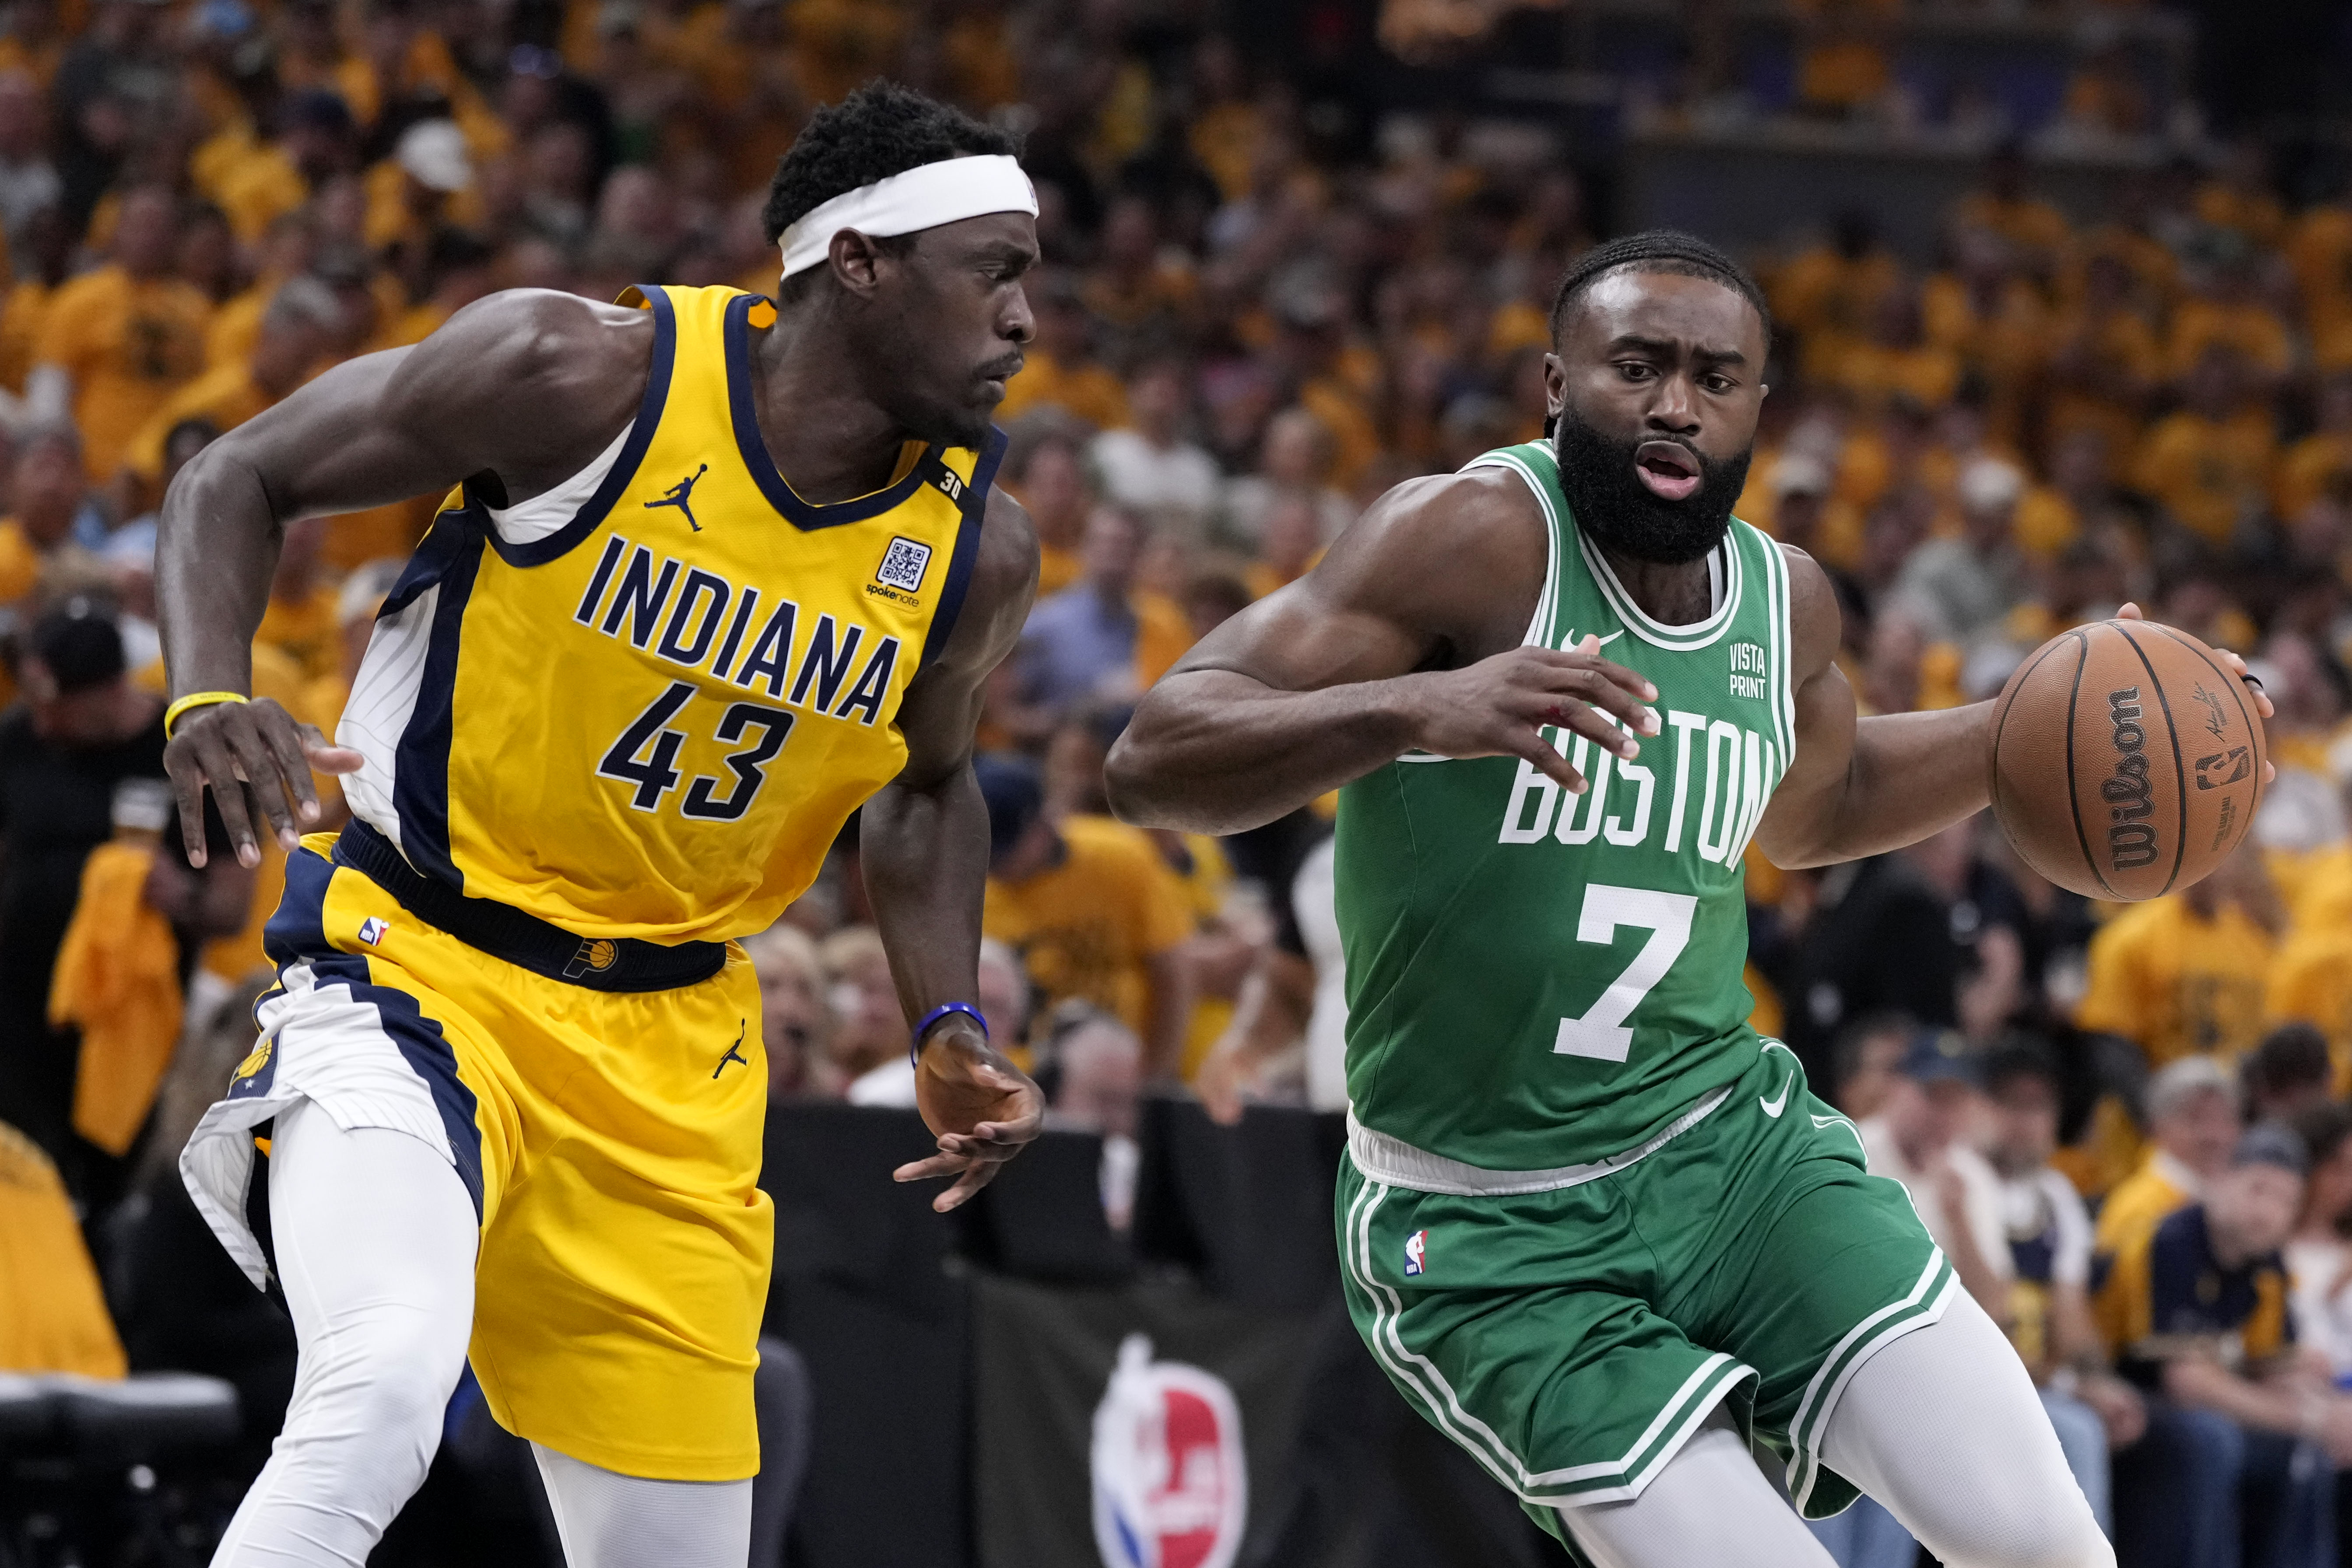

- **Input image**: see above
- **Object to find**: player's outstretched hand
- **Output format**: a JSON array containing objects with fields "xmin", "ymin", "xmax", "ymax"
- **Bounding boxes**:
[
  {"xmin": 1404, "ymin": 634, "xmax": 1660, "ymax": 795},
  {"xmin": 895, "ymin": 1017, "xmax": 1044, "ymax": 1213},
  {"xmin": 2114, "ymin": 602, "xmax": 2277, "ymax": 779},
  {"xmin": 164, "ymin": 696, "xmax": 364, "ymax": 868}
]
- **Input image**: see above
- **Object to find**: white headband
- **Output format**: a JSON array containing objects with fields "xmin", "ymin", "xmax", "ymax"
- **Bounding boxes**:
[{"xmin": 777, "ymin": 154, "xmax": 1038, "ymax": 280}]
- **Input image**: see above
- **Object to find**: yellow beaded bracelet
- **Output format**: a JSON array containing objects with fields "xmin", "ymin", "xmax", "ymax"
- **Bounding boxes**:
[{"xmin": 164, "ymin": 691, "xmax": 250, "ymax": 739}]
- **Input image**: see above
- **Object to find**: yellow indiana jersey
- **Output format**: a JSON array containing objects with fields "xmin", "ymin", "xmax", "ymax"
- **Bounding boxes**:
[{"xmin": 337, "ymin": 284, "xmax": 1001, "ymax": 942}]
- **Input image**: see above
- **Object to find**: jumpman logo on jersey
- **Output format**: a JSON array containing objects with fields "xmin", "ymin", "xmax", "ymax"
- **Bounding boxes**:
[
  {"xmin": 646, "ymin": 464, "xmax": 709, "ymax": 532},
  {"xmin": 712, "ymin": 1020, "xmax": 749, "ymax": 1079}
]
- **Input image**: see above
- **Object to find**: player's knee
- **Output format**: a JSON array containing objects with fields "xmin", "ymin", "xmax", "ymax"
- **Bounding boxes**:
[
  {"xmin": 1931, "ymin": 1487, "xmax": 2114, "ymax": 1568},
  {"xmin": 318, "ymin": 1307, "xmax": 469, "ymax": 1459}
]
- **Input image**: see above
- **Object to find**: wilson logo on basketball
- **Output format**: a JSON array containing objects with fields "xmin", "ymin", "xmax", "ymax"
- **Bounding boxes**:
[{"xmin": 2103, "ymin": 687, "xmax": 2159, "ymax": 872}]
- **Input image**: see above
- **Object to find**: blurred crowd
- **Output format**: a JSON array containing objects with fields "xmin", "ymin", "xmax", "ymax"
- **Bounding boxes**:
[{"xmin": 0, "ymin": 0, "xmax": 2351, "ymax": 1560}]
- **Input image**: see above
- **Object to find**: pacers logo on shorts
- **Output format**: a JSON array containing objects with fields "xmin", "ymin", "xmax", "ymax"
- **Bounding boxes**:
[
  {"xmin": 1403, "ymin": 1229, "xmax": 1428, "ymax": 1277},
  {"xmin": 226, "ymin": 1037, "xmax": 276, "ymax": 1099},
  {"xmin": 564, "ymin": 938, "xmax": 620, "ymax": 979}
]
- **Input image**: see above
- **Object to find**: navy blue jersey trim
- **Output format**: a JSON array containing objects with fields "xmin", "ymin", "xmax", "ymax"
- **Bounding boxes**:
[
  {"xmin": 723, "ymin": 292, "xmax": 936, "ymax": 530},
  {"xmin": 308, "ymin": 952, "xmax": 486, "ymax": 1221},
  {"xmin": 487, "ymin": 284, "xmax": 678, "ymax": 569},
  {"xmin": 918, "ymin": 425, "xmax": 1006, "ymax": 671},
  {"xmin": 378, "ymin": 502, "xmax": 477, "ymax": 618},
  {"xmin": 262, "ymin": 841, "xmax": 336, "ymax": 968},
  {"xmin": 391, "ymin": 515, "xmax": 487, "ymax": 886}
]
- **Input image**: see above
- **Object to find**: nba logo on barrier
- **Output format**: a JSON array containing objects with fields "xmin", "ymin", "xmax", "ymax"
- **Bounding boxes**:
[
  {"xmin": 1091, "ymin": 1334, "xmax": 1247, "ymax": 1568},
  {"xmin": 1403, "ymin": 1230, "xmax": 1427, "ymax": 1277}
]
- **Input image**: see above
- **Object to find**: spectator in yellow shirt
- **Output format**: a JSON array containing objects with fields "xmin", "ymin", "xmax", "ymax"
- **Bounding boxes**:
[
  {"xmin": 0, "ymin": 423, "xmax": 94, "ymax": 606},
  {"xmin": 1820, "ymin": 286, "xmax": 1961, "ymax": 414},
  {"xmin": 0, "ymin": 1120, "xmax": 127, "ymax": 1376},
  {"xmin": 31, "ymin": 185, "xmax": 213, "ymax": 484},
  {"xmin": 1772, "ymin": 208, "xmax": 1902, "ymax": 369},
  {"xmin": 123, "ymin": 275, "xmax": 342, "ymax": 489},
  {"xmin": 2131, "ymin": 347, "xmax": 2278, "ymax": 548},
  {"xmin": 2290, "ymin": 199, "xmax": 2352, "ymax": 344},
  {"xmin": 2077, "ymin": 843, "xmax": 2280, "ymax": 1068},
  {"xmin": 977, "ymin": 755, "xmax": 1194, "ymax": 1081},
  {"xmin": 2162, "ymin": 250, "xmax": 2293, "ymax": 389},
  {"xmin": 1000, "ymin": 415, "xmax": 1097, "ymax": 599},
  {"xmin": 2044, "ymin": 253, "xmax": 2161, "ymax": 467},
  {"xmin": 995, "ymin": 274, "xmax": 1128, "ymax": 431},
  {"xmin": 2267, "ymin": 920, "xmax": 2352, "ymax": 1092},
  {"xmin": 2277, "ymin": 373, "xmax": 2352, "ymax": 524},
  {"xmin": 2092, "ymin": 1056, "xmax": 2240, "ymax": 1334},
  {"xmin": 250, "ymin": 516, "xmax": 342, "ymax": 684},
  {"xmin": 1951, "ymin": 146, "xmax": 2073, "ymax": 277}
]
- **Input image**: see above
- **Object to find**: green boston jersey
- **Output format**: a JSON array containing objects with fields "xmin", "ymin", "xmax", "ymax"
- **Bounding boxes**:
[{"xmin": 1335, "ymin": 441, "xmax": 1798, "ymax": 1173}]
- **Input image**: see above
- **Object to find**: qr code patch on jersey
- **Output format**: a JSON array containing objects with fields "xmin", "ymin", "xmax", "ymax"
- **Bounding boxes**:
[{"xmin": 876, "ymin": 536, "xmax": 933, "ymax": 593}]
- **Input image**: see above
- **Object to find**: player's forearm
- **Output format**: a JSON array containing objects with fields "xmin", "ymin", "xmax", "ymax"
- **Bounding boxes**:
[
  {"xmin": 1777, "ymin": 702, "xmax": 1994, "ymax": 866},
  {"xmin": 1945, "ymin": 1229, "xmax": 2015, "ymax": 1329},
  {"xmin": 1106, "ymin": 669, "xmax": 1422, "ymax": 835},
  {"xmin": 1143, "ymin": 950, "xmax": 1194, "ymax": 1084},
  {"xmin": 2163, "ymin": 1358, "xmax": 2304, "ymax": 1435},
  {"xmin": 861, "ymin": 763, "xmax": 990, "ymax": 1026},
  {"xmin": 157, "ymin": 443, "xmax": 285, "ymax": 696}
]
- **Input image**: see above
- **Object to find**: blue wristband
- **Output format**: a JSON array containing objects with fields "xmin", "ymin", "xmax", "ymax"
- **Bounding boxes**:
[{"xmin": 911, "ymin": 1002, "xmax": 989, "ymax": 1068}]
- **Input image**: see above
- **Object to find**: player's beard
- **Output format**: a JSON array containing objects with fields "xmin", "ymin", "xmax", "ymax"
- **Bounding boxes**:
[{"xmin": 1550, "ymin": 402, "xmax": 1752, "ymax": 566}]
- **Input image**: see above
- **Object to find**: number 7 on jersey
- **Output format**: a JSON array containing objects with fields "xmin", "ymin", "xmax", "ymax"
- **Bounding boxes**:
[{"xmin": 1555, "ymin": 884, "xmax": 1698, "ymax": 1063}]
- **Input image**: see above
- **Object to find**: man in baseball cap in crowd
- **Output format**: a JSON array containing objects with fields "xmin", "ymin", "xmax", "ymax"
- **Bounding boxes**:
[
  {"xmin": 2104, "ymin": 1123, "xmax": 2348, "ymax": 1566},
  {"xmin": 0, "ymin": 598, "xmax": 166, "ymax": 1182},
  {"xmin": 1831, "ymin": 1031, "xmax": 2019, "ymax": 1565}
]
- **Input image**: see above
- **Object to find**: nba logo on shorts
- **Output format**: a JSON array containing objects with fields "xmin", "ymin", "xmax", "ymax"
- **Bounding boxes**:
[
  {"xmin": 1090, "ymin": 1333, "xmax": 1247, "ymax": 1568},
  {"xmin": 357, "ymin": 916, "xmax": 390, "ymax": 946},
  {"xmin": 1403, "ymin": 1229, "xmax": 1428, "ymax": 1277}
]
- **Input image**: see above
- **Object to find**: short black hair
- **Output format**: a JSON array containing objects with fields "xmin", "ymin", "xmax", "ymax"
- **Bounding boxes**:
[
  {"xmin": 1982, "ymin": 1037, "xmax": 2060, "ymax": 1098},
  {"xmin": 1548, "ymin": 229, "xmax": 1770, "ymax": 345},
  {"xmin": 761, "ymin": 80, "xmax": 1021, "ymax": 276},
  {"xmin": 2245, "ymin": 1021, "xmax": 2332, "ymax": 1098}
]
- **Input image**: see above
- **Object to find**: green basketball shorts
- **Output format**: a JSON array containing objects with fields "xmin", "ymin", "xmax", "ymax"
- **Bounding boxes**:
[{"xmin": 1336, "ymin": 1041, "xmax": 1952, "ymax": 1539}]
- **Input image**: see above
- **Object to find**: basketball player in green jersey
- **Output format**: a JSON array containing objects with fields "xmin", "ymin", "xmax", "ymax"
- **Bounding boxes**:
[{"xmin": 1110, "ymin": 233, "xmax": 2271, "ymax": 1568}]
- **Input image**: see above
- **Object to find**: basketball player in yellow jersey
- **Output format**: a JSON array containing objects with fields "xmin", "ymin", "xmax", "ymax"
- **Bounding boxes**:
[{"xmin": 154, "ymin": 84, "xmax": 1045, "ymax": 1566}]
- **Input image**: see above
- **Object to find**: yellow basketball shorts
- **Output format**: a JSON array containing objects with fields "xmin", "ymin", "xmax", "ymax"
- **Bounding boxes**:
[{"xmin": 180, "ymin": 831, "xmax": 773, "ymax": 1481}]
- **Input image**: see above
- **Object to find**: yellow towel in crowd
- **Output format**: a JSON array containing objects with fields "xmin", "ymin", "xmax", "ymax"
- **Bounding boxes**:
[
  {"xmin": 0, "ymin": 1121, "xmax": 127, "ymax": 1376},
  {"xmin": 49, "ymin": 840, "xmax": 183, "ymax": 1156}
]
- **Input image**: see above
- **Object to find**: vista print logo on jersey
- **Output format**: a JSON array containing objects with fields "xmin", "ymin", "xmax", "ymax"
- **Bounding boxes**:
[
  {"xmin": 1092, "ymin": 1334, "xmax": 1248, "ymax": 1568},
  {"xmin": 1403, "ymin": 1229, "xmax": 1428, "ymax": 1277}
]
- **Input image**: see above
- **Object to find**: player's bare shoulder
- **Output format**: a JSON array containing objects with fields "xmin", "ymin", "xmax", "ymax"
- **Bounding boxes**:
[
  {"xmin": 1774, "ymin": 539, "xmax": 1844, "ymax": 684},
  {"xmin": 1319, "ymin": 463, "xmax": 1553, "ymax": 660},
  {"xmin": 382, "ymin": 288, "xmax": 658, "ymax": 496}
]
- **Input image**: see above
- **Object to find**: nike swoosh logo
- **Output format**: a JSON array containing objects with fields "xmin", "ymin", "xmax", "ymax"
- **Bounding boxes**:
[
  {"xmin": 1559, "ymin": 629, "xmax": 1626, "ymax": 650},
  {"xmin": 1759, "ymin": 1070, "xmax": 1794, "ymax": 1119}
]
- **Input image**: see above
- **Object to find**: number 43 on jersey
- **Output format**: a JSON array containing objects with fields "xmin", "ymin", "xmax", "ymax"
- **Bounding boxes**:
[{"xmin": 597, "ymin": 681, "xmax": 793, "ymax": 822}]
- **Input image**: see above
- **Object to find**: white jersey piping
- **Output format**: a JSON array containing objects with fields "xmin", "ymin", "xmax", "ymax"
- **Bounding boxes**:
[{"xmin": 1346, "ymin": 1083, "xmax": 1734, "ymax": 1196}]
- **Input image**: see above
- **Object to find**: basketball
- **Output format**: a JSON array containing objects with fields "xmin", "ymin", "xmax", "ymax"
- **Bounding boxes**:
[{"xmin": 1988, "ymin": 620, "xmax": 2267, "ymax": 902}]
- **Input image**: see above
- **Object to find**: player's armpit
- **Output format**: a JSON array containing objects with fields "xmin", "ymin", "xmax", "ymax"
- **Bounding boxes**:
[
  {"xmin": 1109, "ymin": 470, "xmax": 1657, "ymax": 834},
  {"xmin": 1753, "ymin": 544, "xmax": 1993, "ymax": 868}
]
